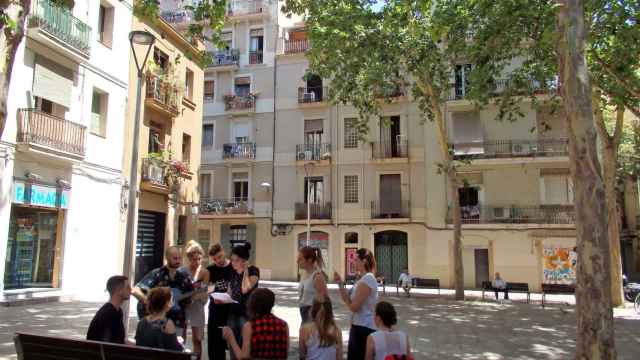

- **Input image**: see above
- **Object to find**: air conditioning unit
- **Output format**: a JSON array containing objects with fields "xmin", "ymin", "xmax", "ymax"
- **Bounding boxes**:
[
  {"xmin": 321, "ymin": 152, "xmax": 331, "ymax": 160},
  {"xmin": 493, "ymin": 207, "xmax": 511, "ymax": 220},
  {"xmin": 303, "ymin": 92, "xmax": 315, "ymax": 102},
  {"xmin": 512, "ymin": 143, "xmax": 531, "ymax": 155},
  {"xmin": 297, "ymin": 151, "xmax": 307, "ymax": 161}
]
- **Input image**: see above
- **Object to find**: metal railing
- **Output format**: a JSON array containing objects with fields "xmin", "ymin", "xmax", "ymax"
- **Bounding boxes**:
[
  {"xmin": 285, "ymin": 39, "xmax": 309, "ymax": 54},
  {"xmin": 160, "ymin": 9, "xmax": 194, "ymax": 24},
  {"xmin": 298, "ymin": 86, "xmax": 327, "ymax": 103},
  {"xmin": 29, "ymin": 0, "xmax": 92, "ymax": 55},
  {"xmin": 224, "ymin": 94, "xmax": 256, "ymax": 111},
  {"xmin": 223, "ymin": 142, "xmax": 256, "ymax": 160},
  {"xmin": 208, "ymin": 49, "xmax": 240, "ymax": 67},
  {"xmin": 446, "ymin": 205, "xmax": 576, "ymax": 224},
  {"xmin": 448, "ymin": 79, "xmax": 558, "ymax": 101},
  {"xmin": 452, "ymin": 138, "xmax": 569, "ymax": 159},
  {"xmin": 372, "ymin": 138, "xmax": 409, "ymax": 159},
  {"xmin": 296, "ymin": 143, "xmax": 331, "ymax": 161},
  {"xmin": 249, "ymin": 50, "xmax": 264, "ymax": 64},
  {"xmin": 17, "ymin": 108, "xmax": 86, "ymax": 156},
  {"xmin": 371, "ymin": 200, "xmax": 411, "ymax": 219},
  {"xmin": 141, "ymin": 158, "xmax": 167, "ymax": 186},
  {"xmin": 200, "ymin": 198, "xmax": 252, "ymax": 215},
  {"xmin": 295, "ymin": 202, "xmax": 332, "ymax": 220},
  {"xmin": 226, "ymin": 0, "xmax": 264, "ymax": 16},
  {"xmin": 145, "ymin": 75, "xmax": 180, "ymax": 113}
]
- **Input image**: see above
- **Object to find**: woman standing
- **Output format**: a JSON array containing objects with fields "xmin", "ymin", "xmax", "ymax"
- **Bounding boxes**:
[
  {"xmin": 334, "ymin": 248, "xmax": 378, "ymax": 360},
  {"xmin": 135, "ymin": 287, "xmax": 183, "ymax": 351},
  {"xmin": 181, "ymin": 240, "xmax": 208, "ymax": 360},
  {"xmin": 227, "ymin": 242, "xmax": 260, "ymax": 359},
  {"xmin": 365, "ymin": 301, "xmax": 412, "ymax": 360},
  {"xmin": 298, "ymin": 246, "xmax": 328, "ymax": 323},
  {"xmin": 207, "ymin": 243, "xmax": 234, "ymax": 360},
  {"xmin": 299, "ymin": 296, "xmax": 343, "ymax": 360}
]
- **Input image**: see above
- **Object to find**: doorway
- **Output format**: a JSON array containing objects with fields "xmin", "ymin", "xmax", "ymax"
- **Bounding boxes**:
[
  {"xmin": 379, "ymin": 174, "xmax": 402, "ymax": 218},
  {"xmin": 474, "ymin": 248, "xmax": 489, "ymax": 288},
  {"xmin": 380, "ymin": 116, "xmax": 401, "ymax": 157},
  {"xmin": 135, "ymin": 210, "xmax": 166, "ymax": 283},
  {"xmin": 374, "ymin": 231, "xmax": 408, "ymax": 284}
]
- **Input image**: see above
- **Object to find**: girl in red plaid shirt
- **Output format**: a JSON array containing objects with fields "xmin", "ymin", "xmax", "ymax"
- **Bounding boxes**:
[{"xmin": 223, "ymin": 288, "xmax": 289, "ymax": 359}]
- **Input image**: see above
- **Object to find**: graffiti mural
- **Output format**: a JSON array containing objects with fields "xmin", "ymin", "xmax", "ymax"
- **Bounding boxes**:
[{"xmin": 543, "ymin": 247, "xmax": 577, "ymax": 284}]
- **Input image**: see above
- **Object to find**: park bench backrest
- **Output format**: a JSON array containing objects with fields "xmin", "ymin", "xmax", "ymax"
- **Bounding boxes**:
[
  {"xmin": 482, "ymin": 281, "xmax": 493, "ymax": 290},
  {"xmin": 507, "ymin": 282, "xmax": 530, "ymax": 291},
  {"xmin": 542, "ymin": 283, "xmax": 575, "ymax": 293},
  {"xmin": 14, "ymin": 332, "xmax": 192, "ymax": 360},
  {"xmin": 413, "ymin": 278, "xmax": 439, "ymax": 288}
]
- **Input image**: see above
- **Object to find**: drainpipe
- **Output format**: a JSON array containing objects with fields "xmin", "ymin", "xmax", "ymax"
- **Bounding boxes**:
[{"xmin": 269, "ymin": 20, "xmax": 278, "ymax": 236}]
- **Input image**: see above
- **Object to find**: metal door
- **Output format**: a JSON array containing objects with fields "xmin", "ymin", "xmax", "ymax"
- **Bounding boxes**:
[
  {"xmin": 374, "ymin": 231, "xmax": 408, "ymax": 284},
  {"xmin": 474, "ymin": 249, "xmax": 490, "ymax": 288},
  {"xmin": 135, "ymin": 210, "xmax": 166, "ymax": 283}
]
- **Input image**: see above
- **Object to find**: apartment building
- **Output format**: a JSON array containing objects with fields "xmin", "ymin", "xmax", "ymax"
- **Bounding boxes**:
[
  {"xmin": 123, "ymin": 15, "xmax": 205, "ymax": 283},
  {"xmin": 0, "ymin": 0, "xmax": 133, "ymax": 302}
]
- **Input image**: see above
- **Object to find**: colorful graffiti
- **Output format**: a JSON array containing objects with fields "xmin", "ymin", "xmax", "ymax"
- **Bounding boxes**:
[
  {"xmin": 543, "ymin": 247, "xmax": 577, "ymax": 284},
  {"xmin": 345, "ymin": 248, "xmax": 358, "ymax": 277}
]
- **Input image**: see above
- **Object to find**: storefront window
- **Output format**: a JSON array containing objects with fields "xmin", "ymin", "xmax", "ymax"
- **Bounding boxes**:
[{"xmin": 3, "ymin": 206, "xmax": 59, "ymax": 290}]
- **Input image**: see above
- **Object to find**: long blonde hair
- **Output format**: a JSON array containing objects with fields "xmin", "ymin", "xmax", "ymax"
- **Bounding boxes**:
[{"xmin": 311, "ymin": 295, "xmax": 338, "ymax": 347}]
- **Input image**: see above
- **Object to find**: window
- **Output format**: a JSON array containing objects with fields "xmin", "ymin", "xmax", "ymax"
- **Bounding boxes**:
[
  {"xmin": 542, "ymin": 175, "xmax": 574, "ymax": 205},
  {"xmin": 90, "ymin": 89, "xmax": 108, "ymax": 137},
  {"xmin": 454, "ymin": 64, "xmax": 473, "ymax": 99},
  {"xmin": 202, "ymin": 124, "xmax": 214, "ymax": 148},
  {"xmin": 344, "ymin": 175, "xmax": 359, "ymax": 203},
  {"xmin": 154, "ymin": 48, "xmax": 169, "ymax": 71},
  {"xmin": 177, "ymin": 215, "xmax": 187, "ymax": 246},
  {"xmin": 233, "ymin": 172, "xmax": 249, "ymax": 202},
  {"xmin": 198, "ymin": 229, "xmax": 211, "ymax": 243},
  {"xmin": 230, "ymin": 225, "xmax": 247, "ymax": 247},
  {"xmin": 148, "ymin": 122, "xmax": 162, "ymax": 153},
  {"xmin": 304, "ymin": 119, "xmax": 323, "ymax": 145},
  {"xmin": 249, "ymin": 29, "xmax": 264, "ymax": 64},
  {"xmin": 220, "ymin": 31, "xmax": 232, "ymax": 51},
  {"xmin": 204, "ymin": 80, "xmax": 215, "ymax": 101},
  {"xmin": 182, "ymin": 133, "xmax": 191, "ymax": 166},
  {"xmin": 98, "ymin": 2, "xmax": 114, "ymax": 47},
  {"xmin": 345, "ymin": 232, "xmax": 358, "ymax": 244},
  {"xmin": 234, "ymin": 76, "xmax": 251, "ymax": 97},
  {"xmin": 185, "ymin": 69, "xmax": 194, "ymax": 100},
  {"xmin": 304, "ymin": 177, "xmax": 324, "ymax": 204},
  {"xmin": 199, "ymin": 173, "xmax": 212, "ymax": 199},
  {"xmin": 344, "ymin": 118, "xmax": 358, "ymax": 148}
]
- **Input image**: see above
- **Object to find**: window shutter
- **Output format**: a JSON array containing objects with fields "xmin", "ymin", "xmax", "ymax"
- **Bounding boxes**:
[
  {"xmin": 33, "ymin": 57, "xmax": 74, "ymax": 109},
  {"xmin": 221, "ymin": 31, "xmax": 232, "ymax": 41},
  {"xmin": 235, "ymin": 76, "xmax": 251, "ymax": 85},
  {"xmin": 247, "ymin": 223, "xmax": 257, "ymax": 261},
  {"xmin": 220, "ymin": 224, "xmax": 231, "ymax": 256},
  {"xmin": 250, "ymin": 28, "xmax": 264, "ymax": 37},
  {"xmin": 452, "ymin": 112, "xmax": 482, "ymax": 143},
  {"xmin": 304, "ymin": 119, "xmax": 323, "ymax": 133}
]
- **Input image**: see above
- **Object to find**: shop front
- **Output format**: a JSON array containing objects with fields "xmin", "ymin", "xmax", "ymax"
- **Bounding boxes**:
[{"xmin": 3, "ymin": 179, "xmax": 69, "ymax": 290}]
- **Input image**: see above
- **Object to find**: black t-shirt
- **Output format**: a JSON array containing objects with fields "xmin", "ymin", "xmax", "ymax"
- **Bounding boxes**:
[
  {"xmin": 86, "ymin": 303, "xmax": 125, "ymax": 344},
  {"xmin": 207, "ymin": 262, "xmax": 234, "ymax": 326},
  {"xmin": 136, "ymin": 266, "xmax": 193, "ymax": 327},
  {"xmin": 229, "ymin": 265, "xmax": 260, "ymax": 316}
]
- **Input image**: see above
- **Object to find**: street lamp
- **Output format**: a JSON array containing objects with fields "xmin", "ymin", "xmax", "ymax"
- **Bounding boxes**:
[
  {"xmin": 303, "ymin": 162, "xmax": 316, "ymax": 247},
  {"xmin": 123, "ymin": 30, "xmax": 155, "ymax": 289}
]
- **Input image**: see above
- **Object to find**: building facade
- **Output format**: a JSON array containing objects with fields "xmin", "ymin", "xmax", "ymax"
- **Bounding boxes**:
[{"xmin": 0, "ymin": 0, "xmax": 133, "ymax": 302}]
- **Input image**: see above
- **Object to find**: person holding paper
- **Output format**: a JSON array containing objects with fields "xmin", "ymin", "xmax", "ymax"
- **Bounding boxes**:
[{"xmin": 207, "ymin": 243, "xmax": 234, "ymax": 360}]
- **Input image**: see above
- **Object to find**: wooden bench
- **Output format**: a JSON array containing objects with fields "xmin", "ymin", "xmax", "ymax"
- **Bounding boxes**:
[
  {"xmin": 14, "ymin": 332, "xmax": 193, "ymax": 360},
  {"xmin": 482, "ymin": 281, "xmax": 531, "ymax": 303},
  {"xmin": 398, "ymin": 278, "xmax": 440, "ymax": 297},
  {"xmin": 541, "ymin": 283, "xmax": 575, "ymax": 308}
]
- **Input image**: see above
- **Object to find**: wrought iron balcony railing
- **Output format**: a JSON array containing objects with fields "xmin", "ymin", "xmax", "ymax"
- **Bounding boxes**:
[
  {"xmin": 208, "ymin": 49, "xmax": 240, "ymax": 67},
  {"xmin": 29, "ymin": 0, "xmax": 92, "ymax": 55},
  {"xmin": 17, "ymin": 108, "xmax": 86, "ymax": 157},
  {"xmin": 371, "ymin": 200, "xmax": 410, "ymax": 219},
  {"xmin": 226, "ymin": 0, "xmax": 265, "ymax": 17},
  {"xmin": 223, "ymin": 94, "xmax": 256, "ymax": 111},
  {"xmin": 249, "ymin": 50, "xmax": 264, "ymax": 64},
  {"xmin": 452, "ymin": 138, "xmax": 569, "ymax": 159},
  {"xmin": 446, "ymin": 205, "xmax": 576, "ymax": 224},
  {"xmin": 372, "ymin": 138, "xmax": 408, "ymax": 159},
  {"xmin": 200, "ymin": 198, "xmax": 253, "ymax": 215},
  {"xmin": 223, "ymin": 142, "xmax": 256, "ymax": 160},
  {"xmin": 145, "ymin": 75, "xmax": 180, "ymax": 114},
  {"xmin": 285, "ymin": 39, "xmax": 309, "ymax": 54},
  {"xmin": 295, "ymin": 202, "xmax": 332, "ymax": 220},
  {"xmin": 296, "ymin": 143, "xmax": 331, "ymax": 161},
  {"xmin": 141, "ymin": 158, "xmax": 168, "ymax": 187},
  {"xmin": 298, "ymin": 86, "xmax": 327, "ymax": 104}
]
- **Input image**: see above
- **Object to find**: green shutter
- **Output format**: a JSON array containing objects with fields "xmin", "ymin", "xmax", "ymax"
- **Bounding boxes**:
[
  {"xmin": 247, "ymin": 223, "xmax": 257, "ymax": 261},
  {"xmin": 220, "ymin": 224, "xmax": 231, "ymax": 256}
]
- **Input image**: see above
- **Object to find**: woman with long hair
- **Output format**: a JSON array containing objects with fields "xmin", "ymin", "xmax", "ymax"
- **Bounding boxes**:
[
  {"xmin": 134, "ymin": 287, "xmax": 183, "ymax": 351},
  {"xmin": 181, "ymin": 240, "xmax": 209, "ymax": 359},
  {"xmin": 365, "ymin": 301, "xmax": 412, "ymax": 360},
  {"xmin": 298, "ymin": 246, "xmax": 328, "ymax": 323},
  {"xmin": 334, "ymin": 248, "xmax": 378, "ymax": 360},
  {"xmin": 299, "ymin": 295, "xmax": 343, "ymax": 360}
]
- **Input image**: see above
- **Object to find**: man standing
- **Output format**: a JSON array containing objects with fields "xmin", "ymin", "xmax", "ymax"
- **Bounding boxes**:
[
  {"xmin": 492, "ymin": 272, "xmax": 509, "ymax": 300},
  {"xmin": 87, "ymin": 275, "xmax": 131, "ymax": 344},
  {"xmin": 132, "ymin": 246, "xmax": 193, "ymax": 334}
]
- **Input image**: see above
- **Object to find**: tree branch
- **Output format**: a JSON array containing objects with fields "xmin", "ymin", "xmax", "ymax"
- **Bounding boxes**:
[
  {"xmin": 612, "ymin": 104, "xmax": 624, "ymax": 148},
  {"xmin": 592, "ymin": 52, "xmax": 640, "ymax": 100},
  {"xmin": 592, "ymin": 88, "xmax": 612, "ymax": 147}
]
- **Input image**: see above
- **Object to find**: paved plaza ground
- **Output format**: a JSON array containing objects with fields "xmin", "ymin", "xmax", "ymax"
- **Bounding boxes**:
[{"xmin": 1, "ymin": 281, "xmax": 639, "ymax": 359}]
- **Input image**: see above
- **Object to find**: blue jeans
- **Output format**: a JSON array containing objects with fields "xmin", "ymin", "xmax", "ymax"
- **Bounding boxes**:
[{"xmin": 227, "ymin": 313, "xmax": 247, "ymax": 360}]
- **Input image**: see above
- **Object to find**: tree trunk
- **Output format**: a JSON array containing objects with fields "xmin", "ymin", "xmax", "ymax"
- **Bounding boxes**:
[
  {"xmin": 557, "ymin": 1, "xmax": 616, "ymax": 358},
  {"xmin": 0, "ymin": 0, "xmax": 30, "ymax": 139},
  {"xmin": 623, "ymin": 174, "xmax": 639, "ymax": 272}
]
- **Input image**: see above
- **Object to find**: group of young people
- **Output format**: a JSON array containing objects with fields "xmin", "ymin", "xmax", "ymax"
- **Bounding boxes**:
[{"xmin": 86, "ymin": 240, "xmax": 413, "ymax": 360}]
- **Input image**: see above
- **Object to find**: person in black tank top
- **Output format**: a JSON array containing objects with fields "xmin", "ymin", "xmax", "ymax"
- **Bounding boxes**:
[{"xmin": 207, "ymin": 244, "xmax": 234, "ymax": 360}]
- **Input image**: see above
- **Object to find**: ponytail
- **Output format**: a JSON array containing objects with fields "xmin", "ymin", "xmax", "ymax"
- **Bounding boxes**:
[{"xmin": 300, "ymin": 246, "xmax": 325, "ymax": 269}]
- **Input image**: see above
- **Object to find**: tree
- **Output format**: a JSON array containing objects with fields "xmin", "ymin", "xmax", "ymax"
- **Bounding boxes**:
[{"xmin": 281, "ymin": 0, "xmax": 469, "ymax": 299}]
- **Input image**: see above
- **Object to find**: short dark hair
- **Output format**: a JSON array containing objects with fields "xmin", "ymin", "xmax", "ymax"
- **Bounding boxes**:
[
  {"xmin": 375, "ymin": 301, "xmax": 398, "ymax": 327},
  {"xmin": 209, "ymin": 243, "xmax": 223, "ymax": 256},
  {"xmin": 147, "ymin": 287, "xmax": 172, "ymax": 315},
  {"xmin": 247, "ymin": 288, "xmax": 275, "ymax": 320},
  {"xmin": 231, "ymin": 242, "xmax": 252, "ymax": 261},
  {"xmin": 106, "ymin": 275, "xmax": 128, "ymax": 296}
]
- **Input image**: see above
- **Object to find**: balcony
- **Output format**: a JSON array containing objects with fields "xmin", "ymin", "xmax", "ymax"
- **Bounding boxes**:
[
  {"xmin": 200, "ymin": 198, "xmax": 253, "ymax": 216},
  {"xmin": 285, "ymin": 39, "xmax": 309, "ymax": 54},
  {"xmin": 226, "ymin": 0, "xmax": 265, "ymax": 18},
  {"xmin": 223, "ymin": 94, "xmax": 256, "ymax": 113},
  {"xmin": 161, "ymin": 9, "xmax": 194, "ymax": 26},
  {"xmin": 446, "ymin": 205, "xmax": 576, "ymax": 225},
  {"xmin": 17, "ymin": 108, "xmax": 86, "ymax": 158},
  {"xmin": 296, "ymin": 143, "xmax": 331, "ymax": 163},
  {"xmin": 371, "ymin": 138, "xmax": 409, "ymax": 160},
  {"xmin": 452, "ymin": 138, "xmax": 569, "ymax": 160},
  {"xmin": 249, "ymin": 50, "xmax": 264, "ymax": 65},
  {"xmin": 447, "ymin": 79, "xmax": 557, "ymax": 101},
  {"xmin": 295, "ymin": 202, "xmax": 332, "ymax": 220},
  {"xmin": 145, "ymin": 75, "xmax": 180, "ymax": 117},
  {"xmin": 298, "ymin": 87, "xmax": 327, "ymax": 104},
  {"xmin": 223, "ymin": 143, "xmax": 256, "ymax": 161},
  {"xmin": 28, "ymin": 0, "xmax": 92, "ymax": 58},
  {"xmin": 208, "ymin": 50, "xmax": 240, "ymax": 68},
  {"xmin": 371, "ymin": 200, "xmax": 410, "ymax": 219}
]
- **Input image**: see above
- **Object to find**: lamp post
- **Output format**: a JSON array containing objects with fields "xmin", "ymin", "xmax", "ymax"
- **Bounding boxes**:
[
  {"xmin": 303, "ymin": 162, "xmax": 315, "ymax": 247},
  {"xmin": 123, "ymin": 31, "xmax": 155, "ymax": 322}
]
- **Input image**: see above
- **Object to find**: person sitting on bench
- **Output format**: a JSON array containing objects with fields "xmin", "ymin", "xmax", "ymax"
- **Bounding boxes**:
[
  {"xmin": 398, "ymin": 270, "xmax": 412, "ymax": 296},
  {"xmin": 135, "ymin": 287, "xmax": 184, "ymax": 352},
  {"xmin": 492, "ymin": 272, "xmax": 509, "ymax": 300},
  {"xmin": 87, "ymin": 275, "xmax": 132, "ymax": 344}
]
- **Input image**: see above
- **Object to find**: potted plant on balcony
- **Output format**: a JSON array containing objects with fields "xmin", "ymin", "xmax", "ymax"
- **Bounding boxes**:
[{"xmin": 165, "ymin": 159, "xmax": 189, "ymax": 193}]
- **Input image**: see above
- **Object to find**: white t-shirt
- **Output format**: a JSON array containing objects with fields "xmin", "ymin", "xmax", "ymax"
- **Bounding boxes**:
[
  {"xmin": 351, "ymin": 272, "xmax": 378, "ymax": 329},
  {"xmin": 398, "ymin": 273, "xmax": 412, "ymax": 286},
  {"xmin": 492, "ymin": 278, "xmax": 506, "ymax": 289}
]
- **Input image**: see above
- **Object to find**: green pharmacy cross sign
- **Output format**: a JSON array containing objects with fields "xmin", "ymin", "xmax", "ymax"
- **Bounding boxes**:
[{"xmin": 13, "ymin": 180, "xmax": 70, "ymax": 209}]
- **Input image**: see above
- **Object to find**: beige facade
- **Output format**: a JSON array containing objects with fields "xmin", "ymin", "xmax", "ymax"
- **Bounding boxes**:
[{"xmin": 123, "ymin": 16, "xmax": 204, "ymax": 281}]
